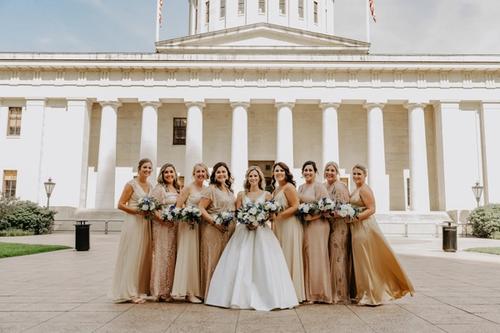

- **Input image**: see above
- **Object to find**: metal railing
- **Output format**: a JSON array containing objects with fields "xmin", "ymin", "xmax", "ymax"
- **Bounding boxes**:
[{"xmin": 54, "ymin": 219, "xmax": 123, "ymax": 234}]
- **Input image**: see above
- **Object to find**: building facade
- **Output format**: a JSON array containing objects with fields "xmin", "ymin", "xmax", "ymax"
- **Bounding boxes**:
[{"xmin": 1, "ymin": 1, "xmax": 500, "ymax": 223}]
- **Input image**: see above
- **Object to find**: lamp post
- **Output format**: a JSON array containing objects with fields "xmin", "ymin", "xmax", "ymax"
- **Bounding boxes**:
[
  {"xmin": 471, "ymin": 182, "xmax": 483, "ymax": 208},
  {"xmin": 44, "ymin": 178, "xmax": 55, "ymax": 208}
]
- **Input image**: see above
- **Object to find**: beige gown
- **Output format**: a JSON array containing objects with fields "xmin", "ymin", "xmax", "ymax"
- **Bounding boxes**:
[
  {"xmin": 199, "ymin": 185, "xmax": 236, "ymax": 299},
  {"xmin": 298, "ymin": 182, "xmax": 332, "ymax": 303},
  {"xmin": 171, "ymin": 186, "xmax": 204, "ymax": 298},
  {"xmin": 111, "ymin": 179, "xmax": 153, "ymax": 303},
  {"xmin": 325, "ymin": 180, "xmax": 354, "ymax": 304},
  {"xmin": 150, "ymin": 185, "xmax": 178, "ymax": 300},
  {"xmin": 350, "ymin": 188, "xmax": 415, "ymax": 305},
  {"xmin": 273, "ymin": 189, "xmax": 306, "ymax": 302}
]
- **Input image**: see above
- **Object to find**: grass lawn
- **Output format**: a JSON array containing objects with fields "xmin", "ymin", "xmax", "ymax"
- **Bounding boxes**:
[
  {"xmin": 465, "ymin": 247, "xmax": 500, "ymax": 255},
  {"xmin": 0, "ymin": 242, "xmax": 71, "ymax": 258}
]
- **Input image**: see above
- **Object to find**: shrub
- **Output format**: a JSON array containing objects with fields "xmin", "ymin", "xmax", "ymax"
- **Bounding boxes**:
[
  {"xmin": 467, "ymin": 204, "xmax": 500, "ymax": 238},
  {"xmin": 0, "ymin": 198, "xmax": 55, "ymax": 235}
]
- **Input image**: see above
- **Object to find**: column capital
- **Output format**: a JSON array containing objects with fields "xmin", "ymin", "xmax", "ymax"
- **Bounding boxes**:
[
  {"xmin": 275, "ymin": 101, "xmax": 295, "ymax": 109},
  {"xmin": 363, "ymin": 102, "xmax": 385, "ymax": 110},
  {"xmin": 404, "ymin": 102, "xmax": 427, "ymax": 110},
  {"xmin": 319, "ymin": 102, "xmax": 341, "ymax": 110},
  {"xmin": 67, "ymin": 98, "xmax": 93, "ymax": 108},
  {"xmin": 140, "ymin": 101, "xmax": 161, "ymax": 109},
  {"xmin": 98, "ymin": 100, "xmax": 121, "ymax": 109},
  {"xmin": 25, "ymin": 98, "xmax": 46, "ymax": 106},
  {"xmin": 185, "ymin": 101, "xmax": 205, "ymax": 109},
  {"xmin": 432, "ymin": 100, "xmax": 460, "ymax": 109},
  {"xmin": 230, "ymin": 101, "xmax": 250, "ymax": 109}
]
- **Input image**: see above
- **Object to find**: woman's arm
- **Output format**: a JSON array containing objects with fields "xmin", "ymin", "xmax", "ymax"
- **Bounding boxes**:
[
  {"xmin": 235, "ymin": 191, "xmax": 244, "ymax": 210},
  {"xmin": 356, "ymin": 185, "xmax": 376, "ymax": 221},
  {"xmin": 276, "ymin": 185, "xmax": 299, "ymax": 221},
  {"xmin": 175, "ymin": 185, "xmax": 191, "ymax": 208},
  {"xmin": 117, "ymin": 184, "xmax": 138, "ymax": 215}
]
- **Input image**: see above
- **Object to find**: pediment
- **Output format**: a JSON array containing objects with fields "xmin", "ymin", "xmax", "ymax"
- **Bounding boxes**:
[{"xmin": 156, "ymin": 23, "xmax": 369, "ymax": 54}]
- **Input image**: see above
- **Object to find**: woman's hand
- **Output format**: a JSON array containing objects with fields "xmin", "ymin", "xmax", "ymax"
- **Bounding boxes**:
[{"xmin": 246, "ymin": 224, "xmax": 258, "ymax": 231}]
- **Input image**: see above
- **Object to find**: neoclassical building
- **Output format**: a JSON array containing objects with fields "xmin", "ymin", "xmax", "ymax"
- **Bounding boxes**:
[{"xmin": 1, "ymin": 0, "xmax": 499, "ymax": 226}]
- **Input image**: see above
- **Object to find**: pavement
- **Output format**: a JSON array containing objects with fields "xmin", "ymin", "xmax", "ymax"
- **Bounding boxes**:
[{"xmin": 1, "ymin": 232, "xmax": 500, "ymax": 333}]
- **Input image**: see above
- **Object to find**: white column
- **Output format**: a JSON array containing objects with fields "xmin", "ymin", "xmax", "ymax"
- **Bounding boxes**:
[
  {"xmin": 230, "ymin": 102, "xmax": 249, "ymax": 192},
  {"xmin": 95, "ymin": 101, "xmax": 120, "ymax": 209},
  {"xmin": 365, "ymin": 103, "xmax": 389, "ymax": 212},
  {"xmin": 276, "ymin": 102, "xmax": 295, "ymax": 168},
  {"xmin": 480, "ymin": 102, "xmax": 500, "ymax": 204},
  {"xmin": 406, "ymin": 103, "xmax": 430, "ymax": 211},
  {"xmin": 320, "ymin": 102, "xmax": 340, "ymax": 168},
  {"xmin": 184, "ymin": 102, "xmax": 205, "ymax": 179},
  {"xmin": 139, "ymin": 101, "xmax": 160, "ymax": 180}
]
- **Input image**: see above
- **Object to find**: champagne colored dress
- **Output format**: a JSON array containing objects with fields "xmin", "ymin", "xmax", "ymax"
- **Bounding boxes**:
[
  {"xmin": 325, "ymin": 180, "xmax": 354, "ymax": 304},
  {"xmin": 298, "ymin": 182, "xmax": 332, "ymax": 303},
  {"xmin": 199, "ymin": 185, "xmax": 236, "ymax": 299},
  {"xmin": 111, "ymin": 179, "xmax": 153, "ymax": 303},
  {"xmin": 171, "ymin": 185, "xmax": 204, "ymax": 298},
  {"xmin": 150, "ymin": 185, "xmax": 178, "ymax": 300},
  {"xmin": 273, "ymin": 189, "xmax": 306, "ymax": 302},
  {"xmin": 350, "ymin": 188, "xmax": 415, "ymax": 305}
]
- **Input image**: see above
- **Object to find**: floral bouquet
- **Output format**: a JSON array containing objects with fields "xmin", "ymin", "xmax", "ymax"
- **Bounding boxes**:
[
  {"xmin": 336, "ymin": 203, "xmax": 361, "ymax": 221},
  {"xmin": 237, "ymin": 202, "xmax": 268, "ymax": 229},
  {"xmin": 297, "ymin": 202, "xmax": 319, "ymax": 225},
  {"xmin": 179, "ymin": 205, "xmax": 202, "ymax": 229},
  {"xmin": 262, "ymin": 199, "xmax": 281, "ymax": 215},
  {"xmin": 213, "ymin": 211, "xmax": 234, "ymax": 228},
  {"xmin": 317, "ymin": 197, "xmax": 336, "ymax": 214},
  {"xmin": 161, "ymin": 204, "xmax": 181, "ymax": 223},
  {"xmin": 137, "ymin": 196, "xmax": 161, "ymax": 221}
]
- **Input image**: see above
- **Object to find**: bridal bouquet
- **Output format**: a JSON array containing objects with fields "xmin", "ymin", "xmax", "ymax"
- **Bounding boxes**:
[
  {"xmin": 161, "ymin": 204, "xmax": 181, "ymax": 223},
  {"xmin": 213, "ymin": 211, "xmax": 234, "ymax": 228},
  {"xmin": 178, "ymin": 205, "xmax": 202, "ymax": 229},
  {"xmin": 237, "ymin": 202, "xmax": 268, "ymax": 228},
  {"xmin": 138, "ymin": 196, "xmax": 161, "ymax": 221},
  {"xmin": 297, "ymin": 202, "xmax": 320, "ymax": 225}
]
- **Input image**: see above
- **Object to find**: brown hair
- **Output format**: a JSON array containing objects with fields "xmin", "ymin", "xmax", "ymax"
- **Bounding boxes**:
[
  {"xmin": 271, "ymin": 162, "xmax": 296, "ymax": 190},
  {"xmin": 244, "ymin": 166, "xmax": 267, "ymax": 191},
  {"xmin": 324, "ymin": 161, "xmax": 339, "ymax": 178},
  {"xmin": 138, "ymin": 158, "xmax": 152, "ymax": 170},
  {"xmin": 209, "ymin": 162, "xmax": 233, "ymax": 192},
  {"xmin": 157, "ymin": 163, "xmax": 181, "ymax": 193},
  {"xmin": 192, "ymin": 163, "xmax": 209, "ymax": 180},
  {"xmin": 352, "ymin": 164, "xmax": 368, "ymax": 175}
]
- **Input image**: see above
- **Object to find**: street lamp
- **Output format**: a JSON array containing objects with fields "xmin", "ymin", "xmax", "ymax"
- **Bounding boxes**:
[
  {"xmin": 44, "ymin": 178, "xmax": 55, "ymax": 208},
  {"xmin": 471, "ymin": 182, "xmax": 483, "ymax": 208}
]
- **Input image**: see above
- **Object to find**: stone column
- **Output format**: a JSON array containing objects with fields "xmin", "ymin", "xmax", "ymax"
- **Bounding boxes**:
[
  {"xmin": 320, "ymin": 102, "xmax": 340, "ymax": 168},
  {"xmin": 365, "ymin": 103, "xmax": 389, "ymax": 212},
  {"xmin": 275, "ymin": 102, "xmax": 295, "ymax": 168},
  {"xmin": 406, "ymin": 103, "xmax": 430, "ymax": 211},
  {"xmin": 230, "ymin": 102, "xmax": 250, "ymax": 192},
  {"xmin": 139, "ymin": 101, "xmax": 160, "ymax": 180},
  {"xmin": 184, "ymin": 102, "xmax": 205, "ymax": 180},
  {"xmin": 95, "ymin": 101, "xmax": 120, "ymax": 209},
  {"xmin": 480, "ymin": 102, "xmax": 500, "ymax": 204}
]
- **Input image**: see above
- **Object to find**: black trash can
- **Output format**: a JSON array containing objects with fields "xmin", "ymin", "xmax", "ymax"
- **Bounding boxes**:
[
  {"xmin": 75, "ymin": 220, "xmax": 90, "ymax": 251},
  {"xmin": 442, "ymin": 222, "xmax": 457, "ymax": 252}
]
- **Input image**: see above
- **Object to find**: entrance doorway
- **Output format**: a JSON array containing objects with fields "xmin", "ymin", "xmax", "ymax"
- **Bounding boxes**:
[{"xmin": 248, "ymin": 160, "xmax": 275, "ymax": 192}]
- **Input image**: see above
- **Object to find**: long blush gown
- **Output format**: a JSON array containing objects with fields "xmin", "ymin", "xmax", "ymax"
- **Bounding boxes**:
[
  {"xmin": 199, "ymin": 185, "xmax": 236, "ymax": 299},
  {"xmin": 273, "ymin": 188, "xmax": 306, "ymax": 302},
  {"xmin": 206, "ymin": 192, "xmax": 298, "ymax": 311},
  {"xmin": 325, "ymin": 180, "xmax": 354, "ymax": 304},
  {"xmin": 111, "ymin": 179, "xmax": 153, "ymax": 303},
  {"xmin": 150, "ymin": 185, "xmax": 178, "ymax": 300},
  {"xmin": 350, "ymin": 187, "xmax": 415, "ymax": 305},
  {"xmin": 298, "ymin": 182, "xmax": 333, "ymax": 303},
  {"xmin": 171, "ymin": 186, "xmax": 204, "ymax": 299}
]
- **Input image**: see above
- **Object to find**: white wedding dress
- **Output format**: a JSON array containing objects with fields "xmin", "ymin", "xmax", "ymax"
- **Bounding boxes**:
[{"xmin": 205, "ymin": 192, "xmax": 298, "ymax": 311}]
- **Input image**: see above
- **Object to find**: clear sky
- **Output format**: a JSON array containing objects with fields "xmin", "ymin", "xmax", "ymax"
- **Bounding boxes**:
[{"xmin": 0, "ymin": 0, "xmax": 499, "ymax": 54}]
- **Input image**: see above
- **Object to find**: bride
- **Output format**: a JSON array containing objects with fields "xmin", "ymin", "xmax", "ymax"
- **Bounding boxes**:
[{"xmin": 205, "ymin": 166, "xmax": 298, "ymax": 311}]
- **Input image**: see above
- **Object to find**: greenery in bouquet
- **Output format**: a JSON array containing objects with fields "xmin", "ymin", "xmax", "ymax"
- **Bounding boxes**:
[
  {"xmin": 161, "ymin": 204, "xmax": 181, "ymax": 223},
  {"xmin": 297, "ymin": 202, "xmax": 320, "ymax": 225},
  {"xmin": 236, "ymin": 202, "xmax": 268, "ymax": 229},
  {"xmin": 138, "ymin": 196, "xmax": 161, "ymax": 221},
  {"xmin": 179, "ymin": 205, "xmax": 202, "ymax": 229},
  {"xmin": 213, "ymin": 211, "xmax": 235, "ymax": 228}
]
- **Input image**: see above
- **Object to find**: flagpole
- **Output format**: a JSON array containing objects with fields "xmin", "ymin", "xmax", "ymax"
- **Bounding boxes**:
[
  {"xmin": 366, "ymin": 0, "xmax": 371, "ymax": 44},
  {"xmin": 155, "ymin": 0, "xmax": 160, "ymax": 42}
]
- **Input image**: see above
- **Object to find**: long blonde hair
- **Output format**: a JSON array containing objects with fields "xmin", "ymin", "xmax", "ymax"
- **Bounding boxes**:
[{"xmin": 244, "ymin": 166, "xmax": 267, "ymax": 191}]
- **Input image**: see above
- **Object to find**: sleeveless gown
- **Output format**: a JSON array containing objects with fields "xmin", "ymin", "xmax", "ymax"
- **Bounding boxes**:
[
  {"xmin": 350, "ymin": 188, "xmax": 415, "ymax": 305},
  {"xmin": 171, "ymin": 187, "xmax": 203, "ymax": 298},
  {"xmin": 150, "ymin": 185, "xmax": 178, "ymax": 300},
  {"xmin": 206, "ymin": 192, "xmax": 298, "ymax": 311},
  {"xmin": 111, "ymin": 179, "xmax": 153, "ymax": 303},
  {"xmin": 273, "ymin": 190, "xmax": 306, "ymax": 302}
]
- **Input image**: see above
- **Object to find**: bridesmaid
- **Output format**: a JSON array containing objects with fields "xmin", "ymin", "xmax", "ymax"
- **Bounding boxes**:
[
  {"xmin": 111, "ymin": 158, "xmax": 153, "ymax": 303},
  {"xmin": 349, "ymin": 164, "xmax": 415, "ymax": 305},
  {"xmin": 270, "ymin": 162, "xmax": 306, "ymax": 302},
  {"xmin": 199, "ymin": 162, "xmax": 236, "ymax": 299},
  {"xmin": 171, "ymin": 163, "xmax": 209, "ymax": 303},
  {"xmin": 298, "ymin": 161, "xmax": 332, "ymax": 304},
  {"xmin": 150, "ymin": 163, "xmax": 180, "ymax": 302},
  {"xmin": 323, "ymin": 161, "xmax": 353, "ymax": 304}
]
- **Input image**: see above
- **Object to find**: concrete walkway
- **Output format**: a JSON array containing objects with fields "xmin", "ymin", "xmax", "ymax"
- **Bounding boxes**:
[{"xmin": 1, "ymin": 232, "xmax": 500, "ymax": 333}]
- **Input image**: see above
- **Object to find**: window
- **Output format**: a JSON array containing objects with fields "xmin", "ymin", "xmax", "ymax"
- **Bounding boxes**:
[
  {"xmin": 205, "ymin": 0, "xmax": 210, "ymax": 24},
  {"xmin": 279, "ymin": 0, "xmax": 286, "ymax": 15},
  {"xmin": 2, "ymin": 170, "xmax": 17, "ymax": 199},
  {"xmin": 220, "ymin": 0, "xmax": 226, "ymax": 18},
  {"xmin": 238, "ymin": 0, "xmax": 245, "ymax": 14},
  {"xmin": 313, "ymin": 1, "xmax": 318, "ymax": 24},
  {"xmin": 298, "ymin": 0, "xmax": 304, "ymax": 18},
  {"xmin": 173, "ymin": 118, "xmax": 187, "ymax": 145},
  {"xmin": 259, "ymin": 0, "xmax": 265, "ymax": 13},
  {"xmin": 7, "ymin": 107, "xmax": 22, "ymax": 136}
]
